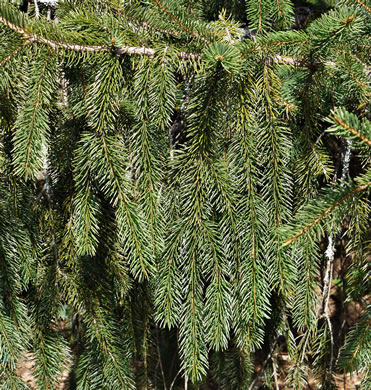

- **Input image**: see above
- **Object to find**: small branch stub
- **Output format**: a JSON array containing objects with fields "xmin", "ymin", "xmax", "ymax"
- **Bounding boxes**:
[{"xmin": 341, "ymin": 15, "xmax": 355, "ymax": 25}]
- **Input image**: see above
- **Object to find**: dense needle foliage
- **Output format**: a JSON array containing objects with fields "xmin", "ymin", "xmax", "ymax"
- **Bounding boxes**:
[{"xmin": 0, "ymin": 0, "xmax": 370, "ymax": 388}]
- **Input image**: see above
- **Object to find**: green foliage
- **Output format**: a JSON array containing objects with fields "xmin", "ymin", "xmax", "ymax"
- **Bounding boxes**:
[
  {"xmin": 338, "ymin": 305, "xmax": 370, "ymax": 373},
  {"xmin": 327, "ymin": 107, "xmax": 371, "ymax": 156},
  {"xmin": 0, "ymin": 0, "xmax": 370, "ymax": 388}
]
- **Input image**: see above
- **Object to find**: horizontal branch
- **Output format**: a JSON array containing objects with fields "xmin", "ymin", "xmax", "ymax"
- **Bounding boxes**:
[
  {"xmin": 281, "ymin": 183, "xmax": 370, "ymax": 248},
  {"xmin": 273, "ymin": 55, "xmax": 335, "ymax": 67},
  {"xmin": 0, "ymin": 15, "xmax": 201, "ymax": 60},
  {"xmin": 0, "ymin": 15, "xmax": 338, "ymax": 66}
]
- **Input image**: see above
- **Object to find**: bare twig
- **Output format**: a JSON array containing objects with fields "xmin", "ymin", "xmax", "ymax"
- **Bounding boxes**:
[
  {"xmin": 169, "ymin": 369, "xmax": 181, "ymax": 390},
  {"xmin": 219, "ymin": 13, "xmax": 234, "ymax": 44},
  {"xmin": 161, "ymin": 45, "xmax": 169, "ymax": 65},
  {"xmin": 34, "ymin": 0, "xmax": 40, "ymax": 19},
  {"xmin": 320, "ymin": 137, "xmax": 353, "ymax": 379},
  {"xmin": 248, "ymin": 337, "xmax": 280, "ymax": 390},
  {"xmin": 321, "ymin": 234, "xmax": 335, "ymax": 373},
  {"xmin": 155, "ymin": 326, "xmax": 168, "ymax": 390},
  {"xmin": 272, "ymin": 357, "xmax": 280, "ymax": 390},
  {"xmin": 341, "ymin": 140, "xmax": 353, "ymax": 181}
]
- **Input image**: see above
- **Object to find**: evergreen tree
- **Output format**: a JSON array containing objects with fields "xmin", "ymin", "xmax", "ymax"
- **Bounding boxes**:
[{"xmin": 0, "ymin": 0, "xmax": 370, "ymax": 388}]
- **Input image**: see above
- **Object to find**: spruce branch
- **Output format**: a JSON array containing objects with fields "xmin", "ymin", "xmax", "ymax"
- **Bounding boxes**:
[
  {"xmin": 151, "ymin": 0, "xmax": 209, "ymax": 43},
  {"xmin": 95, "ymin": 133, "xmax": 153, "ymax": 281},
  {"xmin": 342, "ymin": 58, "xmax": 367, "ymax": 88},
  {"xmin": 0, "ymin": 38, "xmax": 33, "ymax": 67},
  {"xmin": 338, "ymin": 306, "xmax": 370, "ymax": 373},
  {"xmin": 0, "ymin": 15, "xmax": 107, "ymax": 52},
  {"xmin": 332, "ymin": 115, "xmax": 371, "ymax": 146},
  {"xmin": 12, "ymin": 51, "xmax": 57, "ymax": 178},
  {"xmin": 351, "ymin": 0, "xmax": 371, "ymax": 13},
  {"xmin": 1, "ymin": 0, "xmax": 370, "ymax": 387},
  {"xmin": 281, "ymin": 183, "xmax": 370, "ymax": 247},
  {"xmin": 23, "ymin": 58, "xmax": 49, "ymax": 175}
]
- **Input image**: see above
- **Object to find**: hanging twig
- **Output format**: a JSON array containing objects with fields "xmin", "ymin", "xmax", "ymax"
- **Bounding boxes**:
[
  {"xmin": 34, "ymin": 0, "xmax": 40, "ymax": 19},
  {"xmin": 341, "ymin": 140, "xmax": 353, "ymax": 181},
  {"xmin": 322, "ymin": 236, "xmax": 335, "ymax": 315},
  {"xmin": 320, "ymin": 137, "xmax": 353, "ymax": 378},
  {"xmin": 321, "ymin": 234, "xmax": 335, "ymax": 373}
]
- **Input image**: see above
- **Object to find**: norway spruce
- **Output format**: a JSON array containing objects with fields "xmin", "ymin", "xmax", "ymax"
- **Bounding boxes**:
[{"xmin": 0, "ymin": 0, "xmax": 370, "ymax": 388}]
